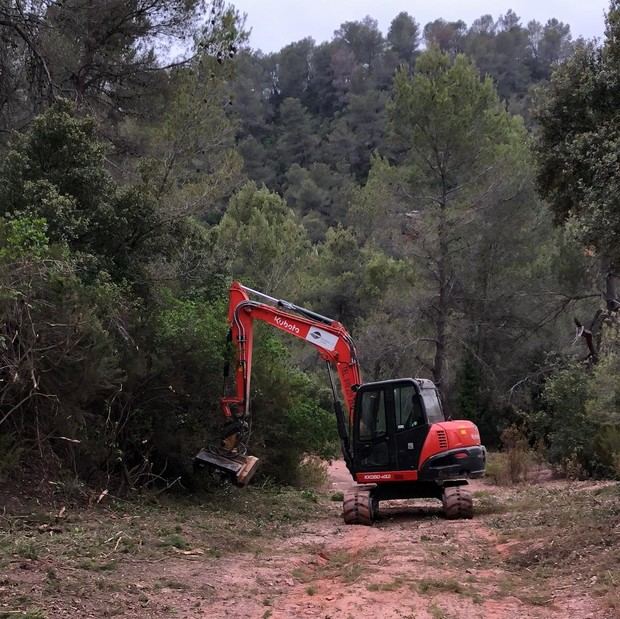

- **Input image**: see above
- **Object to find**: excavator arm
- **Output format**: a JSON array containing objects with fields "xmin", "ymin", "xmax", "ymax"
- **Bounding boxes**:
[{"xmin": 195, "ymin": 281, "xmax": 362, "ymax": 485}]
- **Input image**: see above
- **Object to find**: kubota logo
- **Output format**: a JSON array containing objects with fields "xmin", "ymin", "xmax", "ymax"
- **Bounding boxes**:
[{"xmin": 274, "ymin": 316, "xmax": 300, "ymax": 334}]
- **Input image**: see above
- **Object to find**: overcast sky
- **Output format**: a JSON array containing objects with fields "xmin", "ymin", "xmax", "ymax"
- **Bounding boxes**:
[{"xmin": 232, "ymin": 0, "xmax": 610, "ymax": 53}]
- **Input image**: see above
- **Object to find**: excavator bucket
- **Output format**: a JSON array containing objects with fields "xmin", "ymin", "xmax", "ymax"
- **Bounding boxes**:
[{"xmin": 194, "ymin": 449, "xmax": 259, "ymax": 487}]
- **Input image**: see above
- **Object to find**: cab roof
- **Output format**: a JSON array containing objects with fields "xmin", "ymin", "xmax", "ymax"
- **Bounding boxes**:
[{"xmin": 359, "ymin": 377, "xmax": 437, "ymax": 390}]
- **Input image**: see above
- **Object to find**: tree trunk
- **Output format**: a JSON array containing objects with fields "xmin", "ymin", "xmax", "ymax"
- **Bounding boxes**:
[
  {"xmin": 605, "ymin": 262, "xmax": 619, "ymax": 311},
  {"xmin": 433, "ymin": 182, "xmax": 449, "ymax": 396}
]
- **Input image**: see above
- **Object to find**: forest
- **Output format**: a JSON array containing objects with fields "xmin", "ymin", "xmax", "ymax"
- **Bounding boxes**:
[{"xmin": 0, "ymin": 0, "xmax": 619, "ymax": 491}]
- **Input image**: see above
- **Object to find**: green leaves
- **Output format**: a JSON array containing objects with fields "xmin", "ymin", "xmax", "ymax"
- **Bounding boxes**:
[
  {"xmin": 0, "ymin": 103, "xmax": 191, "ymax": 283},
  {"xmin": 536, "ymin": 354, "xmax": 620, "ymax": 478},
  {"xmin": 244, "ymin": 332, "xmax": 338, "ymax": 483},
  {"xmin": 384, "ymin": 48, "xmax": 539, "ymax": 393},
  {"xmin": 536, "ymin": 11, "xmax": 620, "ymax": 265},
  {"xmin": 0, "ymin": 216, "xmax": 49, "ymax": 259},
  {"xmin": 213, "ymin": 182, "xmax": 310, "ymax": 294}
]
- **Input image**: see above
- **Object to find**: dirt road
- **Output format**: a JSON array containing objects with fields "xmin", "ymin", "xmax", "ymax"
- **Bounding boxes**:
[
  {"xmin": 1, "ymin": 461, "xmax": 618, "ymax": 618},
  {"xmin": 166, "ymin": 460, "xmax": 606, "ymax": 619}
]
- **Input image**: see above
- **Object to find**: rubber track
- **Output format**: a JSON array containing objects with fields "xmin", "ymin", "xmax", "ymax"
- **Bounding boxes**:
[
  {"xmin": 442, "ymin": 486, "xmax": 473, "ymax": 519},
  {"xmin": 342, "ymin": 489, "xmax": 374, "ymax": 525}
]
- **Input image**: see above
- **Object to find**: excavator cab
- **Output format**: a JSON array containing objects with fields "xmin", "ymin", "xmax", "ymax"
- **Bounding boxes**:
[
  {"xmin": 340, "ymin": 377, "xmax": 486, "ymax": 525},
  {"xmin": 353, "ymin": 379, "xmax": 442, "ymax": 473}
]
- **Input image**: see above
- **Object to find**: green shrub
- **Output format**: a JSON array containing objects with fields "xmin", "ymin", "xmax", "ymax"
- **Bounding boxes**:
[
  {"xmin": 535, "ymin": 363, "xmax": 594, "ymax": 474},
  {"xmin": 535, "ymin": 350, "xmax": 620, "ymax": 479},
  {"xmin": 0, "ymin": 228, "xmax": 129, "ymax": 480},
  {"xmin": 586, "ymin": 350, "xmax": 620, "ymax": 478},
  {"xmin": 245, "ymin": 333, "xmax": 338, "ymax": 485}
]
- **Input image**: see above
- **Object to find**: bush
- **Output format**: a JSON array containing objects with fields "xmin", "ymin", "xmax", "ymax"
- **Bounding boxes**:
[
  {"xmin": 245, "ymin": 333, "xmax": 339, "ymax": 485},
  {"xmin": 501, "ymin": 426, "xmax": 532, "ymax": 483},
  {"xmin": 0, "ymin": 104, "xmax": 339, "ymax": 494},
  {"xmin": 0, "ymin": 219, "xmax": 223, "ymax": 489},
  {"xmin": 586, "ymin": 349, "xmax": 620, "ymax": 478},
  {"xmin": 535, "ymin": 363, "xmax": 594, "ymax": 474},
  {"xmin": 0, "ymin": 218, "xmax": 131, "ymax": 481},
  {"xmin": 485, "ymin": 427, "xmax": 533, "ymax": 485},
  {"xmin": 535, "ymin": 349, "xmax": 620, "ymax": 479},
  {"xmin": 0, "ymin": 220, "xmax": 338, "ymax": 489},
  {"xmin": 296, "ymin": 456, "xmax": 329, "ymax": 489}
]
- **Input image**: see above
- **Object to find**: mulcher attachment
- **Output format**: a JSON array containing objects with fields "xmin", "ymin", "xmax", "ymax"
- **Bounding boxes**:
[
  {"xmin": 194, "ymin": 449, "xmax": 259, "ymax": 487},
  {"xmin": 441, "ymin": 485, "xmax": 473, "ymax": 519},
  {"xmin": 342, "ymin": 486, "xmax": 377, "ymax": 525}
]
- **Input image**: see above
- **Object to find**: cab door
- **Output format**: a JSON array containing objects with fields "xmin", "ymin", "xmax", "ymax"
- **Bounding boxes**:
[
  {"xmin": 391, "ymin": 382, "xmax": 430, "ymax": 471},
  {"xmin": 353, "ymin": 385, "xmax": 396, "ymax": 471}
]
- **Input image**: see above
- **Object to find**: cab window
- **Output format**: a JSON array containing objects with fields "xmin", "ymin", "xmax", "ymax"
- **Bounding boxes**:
[
  {"xmin": 393, "ymin": 384, "xmax": 424, "ymax": 430},
  {"xmin": 359, "ymin": 389, "xmax": 386, "ymax": 441},
  {"xmin": 421, "ymin": 388, "xmax": 445, "ymax": 424}
]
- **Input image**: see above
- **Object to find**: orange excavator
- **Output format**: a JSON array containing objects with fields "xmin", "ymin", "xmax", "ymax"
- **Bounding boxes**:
[{"xmin": 195, "ymin": 281, "xmax": 486, "ymax": 525}]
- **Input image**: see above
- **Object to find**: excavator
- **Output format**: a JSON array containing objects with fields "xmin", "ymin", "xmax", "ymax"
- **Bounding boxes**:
[{"xmin": 195, "ymin": 281, "xmax": 486, "ymax": 525}]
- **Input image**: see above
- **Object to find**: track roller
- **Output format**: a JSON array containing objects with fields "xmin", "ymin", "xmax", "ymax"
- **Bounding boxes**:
[
  {"xmin": 442, "ymin": 485, "xmax": 473, "ymax": 519},
  {"xmin": 342, "ymin": 488, "xmax": 376, "ymax": 525}
]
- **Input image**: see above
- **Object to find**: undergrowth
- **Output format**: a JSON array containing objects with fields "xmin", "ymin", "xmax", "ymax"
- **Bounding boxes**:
[{"xmin": 488, "ymin": 482, "xmax": 620, "ymax": 601}]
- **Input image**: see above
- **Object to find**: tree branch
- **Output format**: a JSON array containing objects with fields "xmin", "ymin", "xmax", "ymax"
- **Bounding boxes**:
[{"xmin": 0, "ymin": 18, "xmax": 56, "ymax": 99}]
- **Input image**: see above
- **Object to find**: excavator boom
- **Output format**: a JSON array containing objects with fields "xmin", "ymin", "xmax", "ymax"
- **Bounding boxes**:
[{"xmin": 222, "ymin": 282, "xmax": 361, "ymax": 421}]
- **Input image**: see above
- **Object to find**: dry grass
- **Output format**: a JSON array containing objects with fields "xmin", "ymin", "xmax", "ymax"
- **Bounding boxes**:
[
  {"xmin": 296, "ymin": 456, "xmax": 329, "ymax": 489},
  {"xmin": 413, "ymin": 578, "xmax": 482, "ymax": 603},
  {"xmin": 484, "ymin": 450, "xmax": 535, "ymax": 486},
  {"xmin": 415, "ymin": 479, "xmax": 620, "ymax": 613},
  {"xmin": 485, "ymin": 481, "xmax": 620, "ymax": 605},
  {"xmin": 291, "ymin": 546, "xmax": 382, "ymax": 587},
  {"xmin": 367, "ymin": 577, "xmax": 404, "ymax": 592}
]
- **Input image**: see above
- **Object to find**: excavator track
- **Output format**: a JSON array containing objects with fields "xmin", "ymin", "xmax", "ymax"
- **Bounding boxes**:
[
  {"xmin": 442, "ymin": 485, "xmax": 473, "ymax": 519},
  {"xmin": 342, "ymin": 487, "xmax": 376, "ymax": 525}
]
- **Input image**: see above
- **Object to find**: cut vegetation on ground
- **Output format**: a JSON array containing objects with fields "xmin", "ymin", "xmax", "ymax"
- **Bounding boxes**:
[{"xmin": 1, "ymin": 461, "xmax": 618, "ymax": 619}]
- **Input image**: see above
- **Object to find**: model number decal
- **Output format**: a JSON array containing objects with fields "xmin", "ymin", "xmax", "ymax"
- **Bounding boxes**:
[{"xmin": 361, "ymin": 473, "xmax": 393, "ymax": 480}]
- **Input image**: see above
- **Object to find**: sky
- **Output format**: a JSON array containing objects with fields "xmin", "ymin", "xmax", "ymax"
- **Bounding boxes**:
[{"xmin": 231, "ymin": 0, "xmax": 610, "ymax": 53}]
